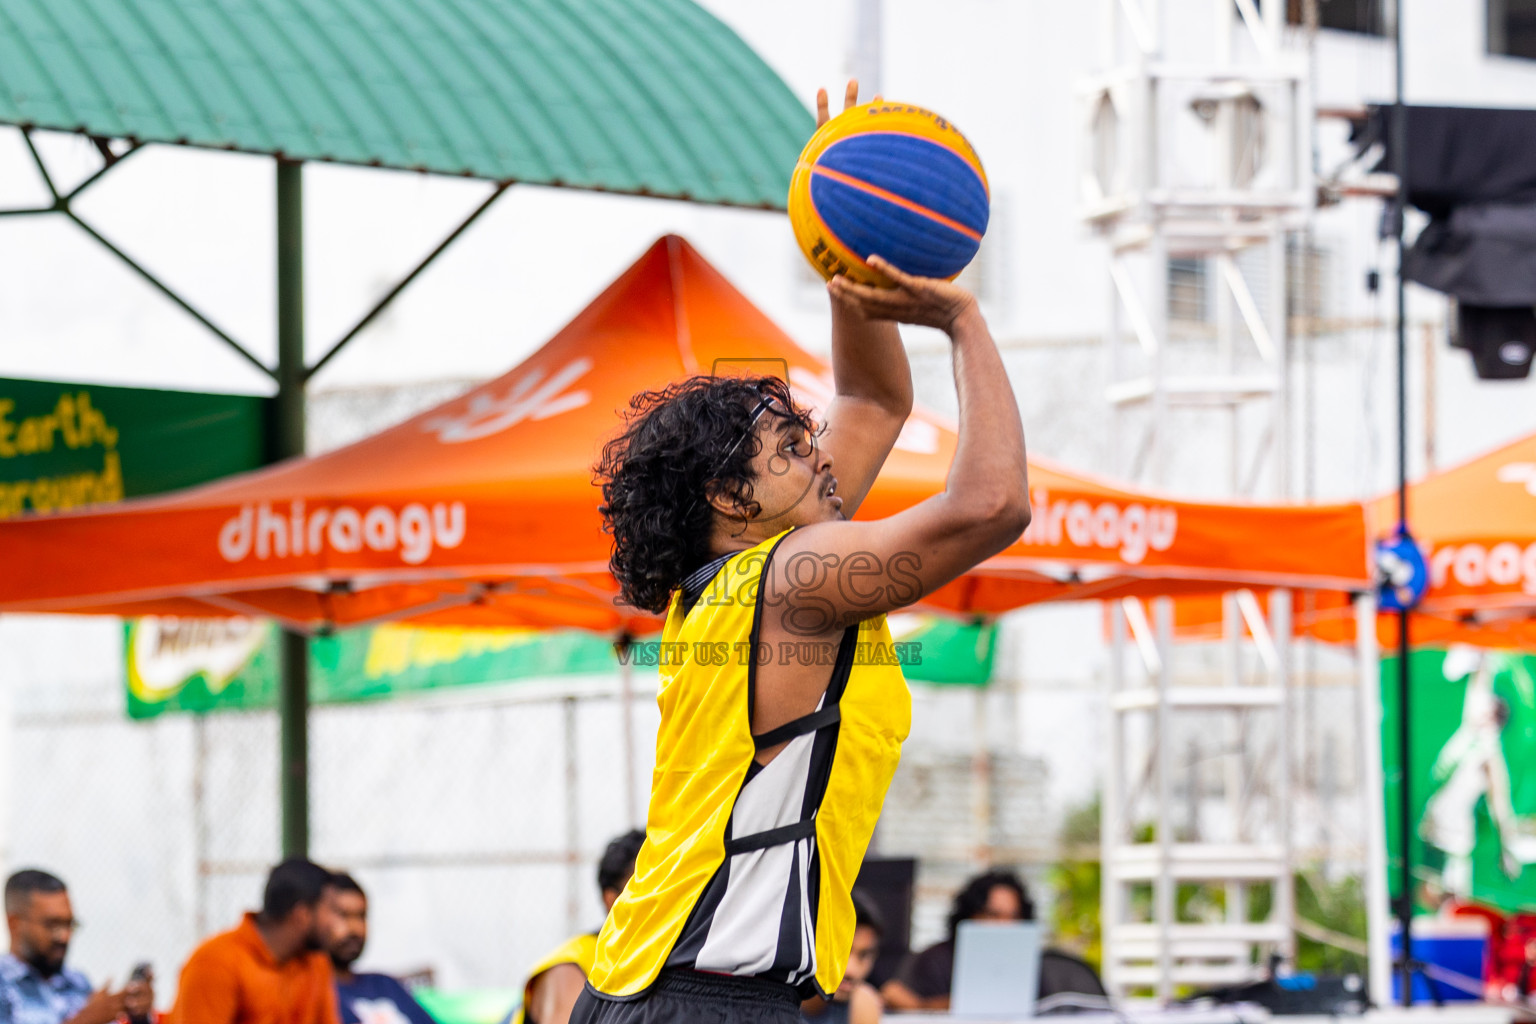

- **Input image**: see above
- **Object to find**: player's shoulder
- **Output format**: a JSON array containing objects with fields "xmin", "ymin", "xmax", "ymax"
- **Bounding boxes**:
[{"xmin": 768, "ymin": 519, "xmax": 909, "ymax": 573}]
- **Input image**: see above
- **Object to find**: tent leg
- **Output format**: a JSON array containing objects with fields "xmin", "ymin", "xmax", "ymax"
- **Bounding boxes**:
[
  {"xmin": 280, "ymin": 631, "xmax": 309, "ymax": 857},
  {"xmin": 275, "ymin": 158, "xmax": 309, "ymax": 859},
  {"xmin": 1390, "ymin": 0, "xmax": 1414, "ymax": 1002},
  {"xmin": 1395, "ymin": 606, "xmax": 1413, "ymax": 1004},
  {"xmin": 1356, "ymin": 593, "xmax": 1393, "ymax": 1008}
]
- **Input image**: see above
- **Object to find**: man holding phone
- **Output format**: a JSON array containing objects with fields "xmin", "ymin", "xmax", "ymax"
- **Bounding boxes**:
[{"xmin": 1, "ymin": 868, "xmax": 155, "ymax": 1024}]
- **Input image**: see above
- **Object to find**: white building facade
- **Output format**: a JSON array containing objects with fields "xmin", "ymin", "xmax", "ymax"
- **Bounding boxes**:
[{"xmin": 0, "ymin": 0, "xmax": 1533, "ymax": 1000}]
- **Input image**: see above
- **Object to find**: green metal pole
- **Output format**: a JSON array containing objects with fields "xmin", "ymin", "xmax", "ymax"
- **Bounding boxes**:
[{"xmin": 275, "ymin": 159, "xmax": 309, "ymax": 859}]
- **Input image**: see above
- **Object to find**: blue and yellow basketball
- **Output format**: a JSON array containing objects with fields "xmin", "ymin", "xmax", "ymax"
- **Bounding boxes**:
[{"xmin": 789, "ymin": 102, "xmax": 989, "ymax": 287}]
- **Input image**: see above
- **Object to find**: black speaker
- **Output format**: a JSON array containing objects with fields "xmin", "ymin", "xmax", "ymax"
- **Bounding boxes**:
[
  {"xmin": 1455, "ymin": 304, "xmax": 1536, "ymax": 379},
  {"xmin": 854, "ymin": 856, "xmax": 916, "ymax": 988}
]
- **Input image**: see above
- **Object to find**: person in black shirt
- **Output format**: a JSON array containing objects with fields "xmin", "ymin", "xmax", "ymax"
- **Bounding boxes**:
[
  {"xmin": 882, "ymin": 870, "xmax": 1107, "ymax": 1011},
  {"xmin": 882, "ymin": 870, "xmax": 1031, "ymax": 1011}
]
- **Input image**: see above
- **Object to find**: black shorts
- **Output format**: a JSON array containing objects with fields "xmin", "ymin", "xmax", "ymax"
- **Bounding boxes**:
[{"xmin": 571, "ymin": 969, "xmax": 803, "ymax": 1024}]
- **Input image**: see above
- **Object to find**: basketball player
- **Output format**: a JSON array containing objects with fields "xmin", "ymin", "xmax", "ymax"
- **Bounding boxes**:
[{"xmin": 576, "ymin": 83, "xmax": 1031, "ymax": 1024}]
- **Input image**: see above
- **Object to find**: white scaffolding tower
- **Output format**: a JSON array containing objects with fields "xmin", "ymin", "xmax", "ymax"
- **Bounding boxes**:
[
  {"xmin": 1081, "ymin": 0, "xmax": 1315, "ymax": 999},
  {"xmin": 1102, "ymin": 591, "xmax": 1297, "ymax": 998}
]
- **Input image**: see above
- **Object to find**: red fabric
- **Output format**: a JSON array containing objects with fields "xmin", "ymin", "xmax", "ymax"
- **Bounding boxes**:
[{"xmin": 1448, "ymin": 902, "xmax": 1536, "ymax": 1000}]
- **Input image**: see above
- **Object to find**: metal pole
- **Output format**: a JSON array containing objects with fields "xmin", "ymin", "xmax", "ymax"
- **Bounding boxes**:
[
  {"xmin": 275, "ymin": 159, "xmax": 310, "ymax": 859},
  {"xmin": 564, "ymin": 696, "xmax": 581, "ymax": 936},
  {"xmin": 971, "ymin": 686, "xmax": 993, "ymax": 868},
  {"xmin": 1271, "ymin": 589, "xmax": 1295, "ymax": 962},
  {"xmin": 1390, "ymin": 0, "xmax": 1413, "ymax": 1004},
  {"xmin": 1103, "ymin": 601, "xmax": 1126, "ymax": 997},
  {"xmin": 1356, "ymin": 592, "xmax": 1394, "ymax": 1008},
  {"xmin": 193, "ymin": 713, "xmax": 209, "ymax": 937},
  {"xmin": 1154, "ymin": 597, "xmax": 1175, "ymax": 1002},
  {"xmin": 1423, "ymin": 321, "xmax": 1437, "ymax": 473},
  {"xmin": 1222, "ymin": 595, "xmax": 1243, "ymax": 924}
]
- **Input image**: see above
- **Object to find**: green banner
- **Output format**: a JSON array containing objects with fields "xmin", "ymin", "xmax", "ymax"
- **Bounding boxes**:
[
  {"xmin": 125, "ymin": 612, "xmax": 1000, "ymax": 718},
  {"xmin": 891, "ymin": 614, "xmax": 998, "ymax": 686},
  {"xmin": 125, "ymin": 620, "xmax": 621, "ymax": 719},
  {"xmin": 1382, "ymin": 647, "xmax": 1536, "ymax": 913},
  {"xmin": 414, "ymin": 989, "xmax": 519, "ymax": 1024},
  {"xmin": 0, "ymin": 376, "xmax": 267, "ymax": 519}
]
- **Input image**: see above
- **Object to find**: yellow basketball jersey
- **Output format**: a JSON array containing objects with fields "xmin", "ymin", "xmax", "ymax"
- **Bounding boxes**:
[
  {"xmin": 587, "ymin": 530, "xmax": 912, "ymax": 999},
  {"xmin": 512, "ymin": 932, "xmax": 598, "ymax": 1024}
]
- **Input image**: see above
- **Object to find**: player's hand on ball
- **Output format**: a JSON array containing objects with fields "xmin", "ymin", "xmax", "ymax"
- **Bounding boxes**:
[{"xmin": 828, "ymin": 255, "xmax": 978, "ymax": 333}]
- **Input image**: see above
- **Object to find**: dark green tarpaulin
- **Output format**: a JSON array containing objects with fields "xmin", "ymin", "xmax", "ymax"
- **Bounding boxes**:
[{"xmin": 0, "ymin": 0, "xmax": 811, "ymax": 208}]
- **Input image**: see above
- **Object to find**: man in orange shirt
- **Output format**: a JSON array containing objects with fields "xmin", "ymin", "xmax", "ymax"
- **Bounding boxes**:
[{"xmin": 167, "ymin": 858, "xmax": 339, "ymax": 1024}]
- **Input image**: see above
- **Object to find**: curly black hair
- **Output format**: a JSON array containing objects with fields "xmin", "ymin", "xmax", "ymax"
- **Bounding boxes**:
[
  {"xmin": 596, "ymin": 374, "xmax": 815, "ymax": 614},
  {"xmin": 597, "ymin": 828, "xmax": 646, "ymax": 896},
  {"xmin": 946, "ymin": 869, "xmax": 1035, "ymax": 940}
]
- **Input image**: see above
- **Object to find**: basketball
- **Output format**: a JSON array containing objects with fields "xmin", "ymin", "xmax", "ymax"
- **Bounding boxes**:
[{"xmin": 789, "ymin": 102, "xmax": 990, "ymax": 287}]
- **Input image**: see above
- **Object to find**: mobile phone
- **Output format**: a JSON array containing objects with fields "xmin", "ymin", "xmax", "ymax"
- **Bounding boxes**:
[{"xmin": 128, "ymin": 962, "xmax": 151, "ymax": 983}]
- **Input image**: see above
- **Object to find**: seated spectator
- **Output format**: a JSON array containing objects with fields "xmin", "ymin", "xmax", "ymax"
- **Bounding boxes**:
[
  {"xmin": 1, "ymin": 868, "xmax": 155, "ymax": 1024},
  {"xmin": 167, "ymin": 857, "xmax": 339, "ymax": 1024},
  {"xmin": 801, "ymin": 890, "xmax": 884, "ymax": 1024},
  {"xmin": 880, "ymin": 869, "xmax": 1033, "ymax": 1011},
  {"xmin": 511, "ymin": 830, "xmax": 645, "ymax": 1024},
  {"xmin": 320, "ymin": 872, "xmax": 434, "ymax": 1024},
  {"xmin": 880, "ymin": 870, "xmax": 1106, "ymax": 1011}
]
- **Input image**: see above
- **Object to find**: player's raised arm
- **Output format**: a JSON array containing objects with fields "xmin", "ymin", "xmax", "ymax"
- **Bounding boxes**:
[
  {"xmin": 816, "ymin": 270, "xmax": 913, "ymax": 519},
  {"xmin": 769, "ymin": 256, "xmax": 1030, "ymax": 630},
  {"xmin": 810, "ymin": 82, "xmax": 915, "ymax": 518}
]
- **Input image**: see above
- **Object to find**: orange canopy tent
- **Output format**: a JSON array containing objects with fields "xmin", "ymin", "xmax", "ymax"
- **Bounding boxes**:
[
  {"xmin": 0, "ymin": 236, "xmax": 1369, "ymax": 632},
  {"xmin": 1380, "ymin": 432, "xmax": 1536, "ymax": 617},
  {"xmin": 1353, "ymin": 432, "xmax": 1536, "ymax": 647},
  {"xmin": 1175, "ymin": 431, "xmax": 1536, "ymax": 648}
]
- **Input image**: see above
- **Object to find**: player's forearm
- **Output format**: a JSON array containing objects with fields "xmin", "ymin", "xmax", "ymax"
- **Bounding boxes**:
[
  {"xmin": 944, "ymin": 304, "xmax": 1030, "ymax": 535},
  {"xmin": 830, "ymin": 300, "xmax": 913, "ymax": 416}
]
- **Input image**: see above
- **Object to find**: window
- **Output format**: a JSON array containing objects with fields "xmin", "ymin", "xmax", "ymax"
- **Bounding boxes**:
[
  {"xmin": 1278, "ymin": 0, "xmax": 1387, "ymax": 36},
  {"xmin": 1166, "ymin": 241, "xmax": 1331, "ymax": 328},
  {"xmin": 1489, "ymin": 0, "xmax": 1536, "ymax": 59},
  {"xmin": 1287, "ymin": 239, "xmax": 1332, "ymax": 321},
  {"xmin": 1168, "ymin": 258, "xmax": 1210, "ymax": 324}
]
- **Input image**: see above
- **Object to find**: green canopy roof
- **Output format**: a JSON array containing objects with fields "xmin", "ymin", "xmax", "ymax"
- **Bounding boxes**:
[{"xmin": 0, "ymin": 0, "xmax": 811, "ymax": 209}]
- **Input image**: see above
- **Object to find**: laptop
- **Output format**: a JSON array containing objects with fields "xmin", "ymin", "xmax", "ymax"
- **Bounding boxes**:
[{"xmin": 951, "ymin": 920, "xmax": 1043, "ymax": 1018}]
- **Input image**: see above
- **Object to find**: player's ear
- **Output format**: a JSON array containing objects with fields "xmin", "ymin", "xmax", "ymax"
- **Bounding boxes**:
[{"xmin": 705, "ymin": 479, "xmax": 757, "ymax": 521}]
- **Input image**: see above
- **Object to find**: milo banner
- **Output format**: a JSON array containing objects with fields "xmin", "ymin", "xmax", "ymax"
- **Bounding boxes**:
[
  {"xmin": 125, "ymin": 619, "xmax": 619, "ymax": 719},
  {"xmin": 1383, "ymin": 648, "xmax": 1536, "ymax": 913},
  {"xmin": 126, "ymin": 613, "xmax": 1000, "ymax": 718},
  {"xmin": 0, "ymin": 377, "xmax": 266, "ymax": 519}
]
